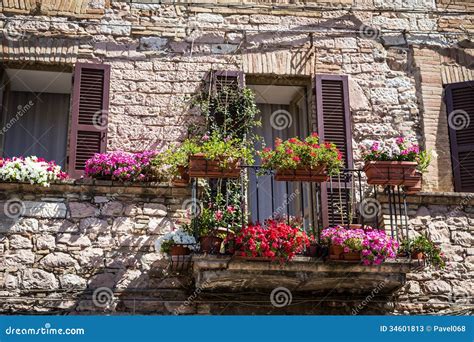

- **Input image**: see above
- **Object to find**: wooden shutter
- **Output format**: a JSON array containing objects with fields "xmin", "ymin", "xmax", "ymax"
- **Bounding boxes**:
[
  {"xmin": 445, "ymin": 81, "xmax": 474, "ymax": 192},
  {"xmin": 315, "ymin": 75, "xmax": 353, "ymax": 227},
  {"xmin": 68, "ymin": 63, "xmax": 110, "ymax": 178}
]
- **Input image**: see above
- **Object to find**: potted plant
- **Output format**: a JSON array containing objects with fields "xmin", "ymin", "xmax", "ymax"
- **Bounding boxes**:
[
  {"xmin": 321, "ymin": 225, "xmax": 398, "ymax": 264},
  {"xmin": 0, "ymin": 156, "xmax": 68, "ymax": 187},
  {"xmin": 155, "ymin": 228, "xmax": 197, "ymax": 256},
  {"xmin": 188, "ymin": 132, "xmax": 252, "ymax": 179},
  {"xmin": 362, "ymin": 137, "xmax": 431, "ymax": 190},
  {"xmin": 259, "ymin": 133, "xmax": 343, "ymax": 182},
  {"xmin": 189, "ymin": 202, "xmax": 241, "ymax": 254},
  {"xmin": 232, "ymin": 217, "xmax": 310, "ymax": 263},
  {"xmin": 85, "ymin": 150, "xmax": 159, "ymax": 182},
  {"xmin": 155, "ymin": 141, "xmax": 198, "ymax": 185},
  {"xmin": 399, "ymin": 235, "xmax": 446, "ymax": 268}
]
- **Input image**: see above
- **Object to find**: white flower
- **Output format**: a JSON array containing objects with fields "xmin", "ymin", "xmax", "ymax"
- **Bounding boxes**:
[
  {"xmin": 0, "ymin": 156, "xmax": 65, "ymax": 187},
  {"xmin": 155, "ymin": 228, "xmax": 197, "ymax": 253}
]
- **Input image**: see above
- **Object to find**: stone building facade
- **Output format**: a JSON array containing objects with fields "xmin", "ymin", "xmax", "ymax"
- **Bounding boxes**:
[{"xmin": 0, "ymin": 0, "xmax": 472, "ymax": 314}]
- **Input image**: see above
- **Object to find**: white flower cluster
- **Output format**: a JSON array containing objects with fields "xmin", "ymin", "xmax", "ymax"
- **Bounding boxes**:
[
  {"xmin": 155, "ymin": 228, "xmax": 197, "ymax": 252},
  {"xmin": 0, "ymin": 156, "xmax": 65, "ymax": 187}
]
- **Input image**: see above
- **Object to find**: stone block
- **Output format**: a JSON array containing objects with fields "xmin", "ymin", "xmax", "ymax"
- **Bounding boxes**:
[
  {"xmin": 21, "ymin": 269, "xmax": 59, "ymax": 290},
  {"xmin": 22, "ymin": 201, "xmax": 67, "ymax": 219}
]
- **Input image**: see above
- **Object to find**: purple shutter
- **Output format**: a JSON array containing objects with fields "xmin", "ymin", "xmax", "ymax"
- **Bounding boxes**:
[
  {"xmin": 68, "ymin": 63, "xmax": 110, "ymax": 178},
  {"xmin": 315, "ymin": 75, "xmax": 353, "ymax": 227},
  {"xmin": 445, "ymin": 81, "xmax": 474, "ymax": 192}
]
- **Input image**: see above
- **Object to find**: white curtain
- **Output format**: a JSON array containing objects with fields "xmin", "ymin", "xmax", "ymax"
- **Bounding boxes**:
[{"xmin": 3, "ymin": 91, "xmax": 70, "ymax": 167}]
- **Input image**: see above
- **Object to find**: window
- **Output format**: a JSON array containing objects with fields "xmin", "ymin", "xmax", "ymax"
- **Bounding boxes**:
[
  {"xmin": 0, "ymin": 63, "xmax": 111, "ymax": 178},
  {"xmin": 248, "ymin": 80, "xmax": 316, "ymax": 230},
  {"xmin": 445, "ymin": 81, "xmax": 474, "ymax": 192},
  {"xmin": 0, "ymin": 68, "xmax": 72, "ymax": 167}
]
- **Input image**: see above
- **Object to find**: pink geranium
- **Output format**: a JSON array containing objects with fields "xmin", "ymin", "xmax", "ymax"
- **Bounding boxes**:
[
  {"xmin": 85, "ymin": 150, "xmax": 159, "ymax": 182},
  {"xmin": 321, "ymin": 225, "xmax": 398, "ymax": 265}
]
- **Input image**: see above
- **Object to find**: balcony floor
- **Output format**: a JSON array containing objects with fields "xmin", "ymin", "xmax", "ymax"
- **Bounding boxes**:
[{"xmin": 192, "ymin": 255, "xmax": 417, "ymax": 295}]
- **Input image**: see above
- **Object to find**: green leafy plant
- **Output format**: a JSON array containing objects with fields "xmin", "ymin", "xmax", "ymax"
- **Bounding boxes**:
[
  {"xmin": 399, "ymin": 235, "xmax": 446, "ymax": 268},
  {"xmin": 194, "ymin": 85, "xmax": 261, "ymax": 141},
  {"xmin": 159, "ymin": 131, "xmax": 254, "ymax": 173},
  {"xmin": 259, "ymin": 133, "xmax": 343, "ymax": 175}
]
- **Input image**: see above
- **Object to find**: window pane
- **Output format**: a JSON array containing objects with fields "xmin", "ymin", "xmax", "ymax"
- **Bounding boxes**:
[{"xmin": 3, "ymin": 91, "xmax": 70, "ymax": 167}]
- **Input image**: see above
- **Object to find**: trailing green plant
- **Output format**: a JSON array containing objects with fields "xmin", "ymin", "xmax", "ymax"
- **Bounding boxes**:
[
  {"xmin": 194, "ymin": 84, "xmax": 261, "ymax": 141},
  {"xmin": 399, "ymin": 235, "xmax": 446, "ymax": 268}
]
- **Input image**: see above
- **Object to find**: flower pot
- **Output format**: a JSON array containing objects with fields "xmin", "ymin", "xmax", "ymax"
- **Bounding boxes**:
[
  {"xmin": 199, "ymin": 235, "xmax": 223, "ymax": 254},
  {"xmin": 274, "ymin": 165, "xmax": 329, "ymax": 182},
  {"xmin": 411, "ymin": 251, "xmax": 425, "ymax": 260},
  {"xmin": 233, "ymin": 251, "xmax": 273, "ymax": 261},
  {"xmin": 172, "ymin": 166, "xmax": 190, "ymax": 186},
  {"xmin": 329, "ymin": 245, "xmax": 361, "ymax": 261},
  {"xmin": 188, "ymin": 154, "xmax": 240, "ymax": 179},
  {"xmin": 364, "ymin": 161, "xmax": 421, "ymax": 187},
  {"xmin": 404, "ymin": 174, "xmax": 422, "ymax": 194},
  {"xmin": 170, "ymin": 245, "xmax": 191, "ymax": 256},
  {"xmin": 306, "ymin": 243, "xmax": 319, "ymax": 257}
]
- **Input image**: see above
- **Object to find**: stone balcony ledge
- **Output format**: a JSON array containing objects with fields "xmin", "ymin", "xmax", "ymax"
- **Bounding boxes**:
[
  {"xmin": 193, "ymin": 255, "xmax": 418, "ymax": 294},
  {"xmin": 0, "ymin": 180, "xmax": 191, "ymax": 197}
]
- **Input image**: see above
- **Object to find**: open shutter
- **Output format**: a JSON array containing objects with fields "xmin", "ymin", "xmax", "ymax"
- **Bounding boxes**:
[
  {"xmin": 445, "ymin": 81, "xmax": 474, "ymax": 192},
  {"xmin": 68, "ymin": 63, "xmax": 110, "ymax": 178},
  {"xmin": 315, "ymin": 75, "xmax": 353, "ymax": 228}
]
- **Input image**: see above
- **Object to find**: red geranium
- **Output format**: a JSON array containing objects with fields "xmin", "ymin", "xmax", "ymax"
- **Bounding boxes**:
[{"xmin": 233, "ymin": 218, "xmax": 310, "ymax": 262}]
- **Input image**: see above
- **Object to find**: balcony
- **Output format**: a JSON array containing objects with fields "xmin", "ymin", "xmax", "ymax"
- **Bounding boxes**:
[
  {"xmin": 186, "ymin": 168, "xmax": 417, "ymax": 295},
  {"xmin": 193, "ymin": 255, "xmax": 416, "ymax": 295}
]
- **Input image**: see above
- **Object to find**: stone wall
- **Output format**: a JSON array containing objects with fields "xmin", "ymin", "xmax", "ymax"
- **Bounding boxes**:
[
  {"xmin": 393, "ymin": 193, "xmax": 474, "ymax": 314},
  {"xmin": 0, "ymin": 1, "xmax": 472, "ymax": 192},
  {"xmin": 0, "ymin": 0, "xmax": 472, "ymax": 314},
  {"xmin": 0, "ymin": 181, "xmax": 196, "ymax": 314},
  {"xmin": 0, "ymin": 183, "xmax": 472, "ymax": 314}
]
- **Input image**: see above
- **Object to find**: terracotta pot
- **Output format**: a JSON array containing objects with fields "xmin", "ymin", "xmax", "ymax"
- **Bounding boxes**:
[
  {"xmin": 274, "ymin": 165, "xmax": 329, "ymax": 182},
  {"xmin": 364, "ymin": 161, "xmax": 421, "ymax": 187},
  {"xmin": 172, "ymin": 166, "xmax": 190, "ymax": 186},
  {"xmin": 233, "ymin": 251, "xmax": 273, "ymax": 261},
  {"xmin": 188, "ymin": 154, "xmax": 240, "ymax": 179},
  {"xmin": 411, "ymin": 251, "xmax": 425, "ymax": 260},
  {"xmin": 307, "ymin": 243, "xmax": 319, "ymax": 257},
  {"xmin": 329, "ymin": 245, "xmax": 361, "ymax": 261},
  {"xmin": 199, "ymin": 235, "xmax": 223, "ymax": 254},
  {"xmin": 329, "ymin": 245, "xmax": 345, "ymax": 260},
  {"xmin": 170, "ymin": 245, "xmax": 191, "ymax": 256},
  {"xmin": 404, "ymin": 174, "xmax": 422, "ymax": 194}
]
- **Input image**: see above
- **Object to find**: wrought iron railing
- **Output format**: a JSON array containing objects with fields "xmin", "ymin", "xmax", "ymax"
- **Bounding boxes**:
[{"xmin": 189, "ymin": 167, "xmax": 411, "ymax": 245}]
